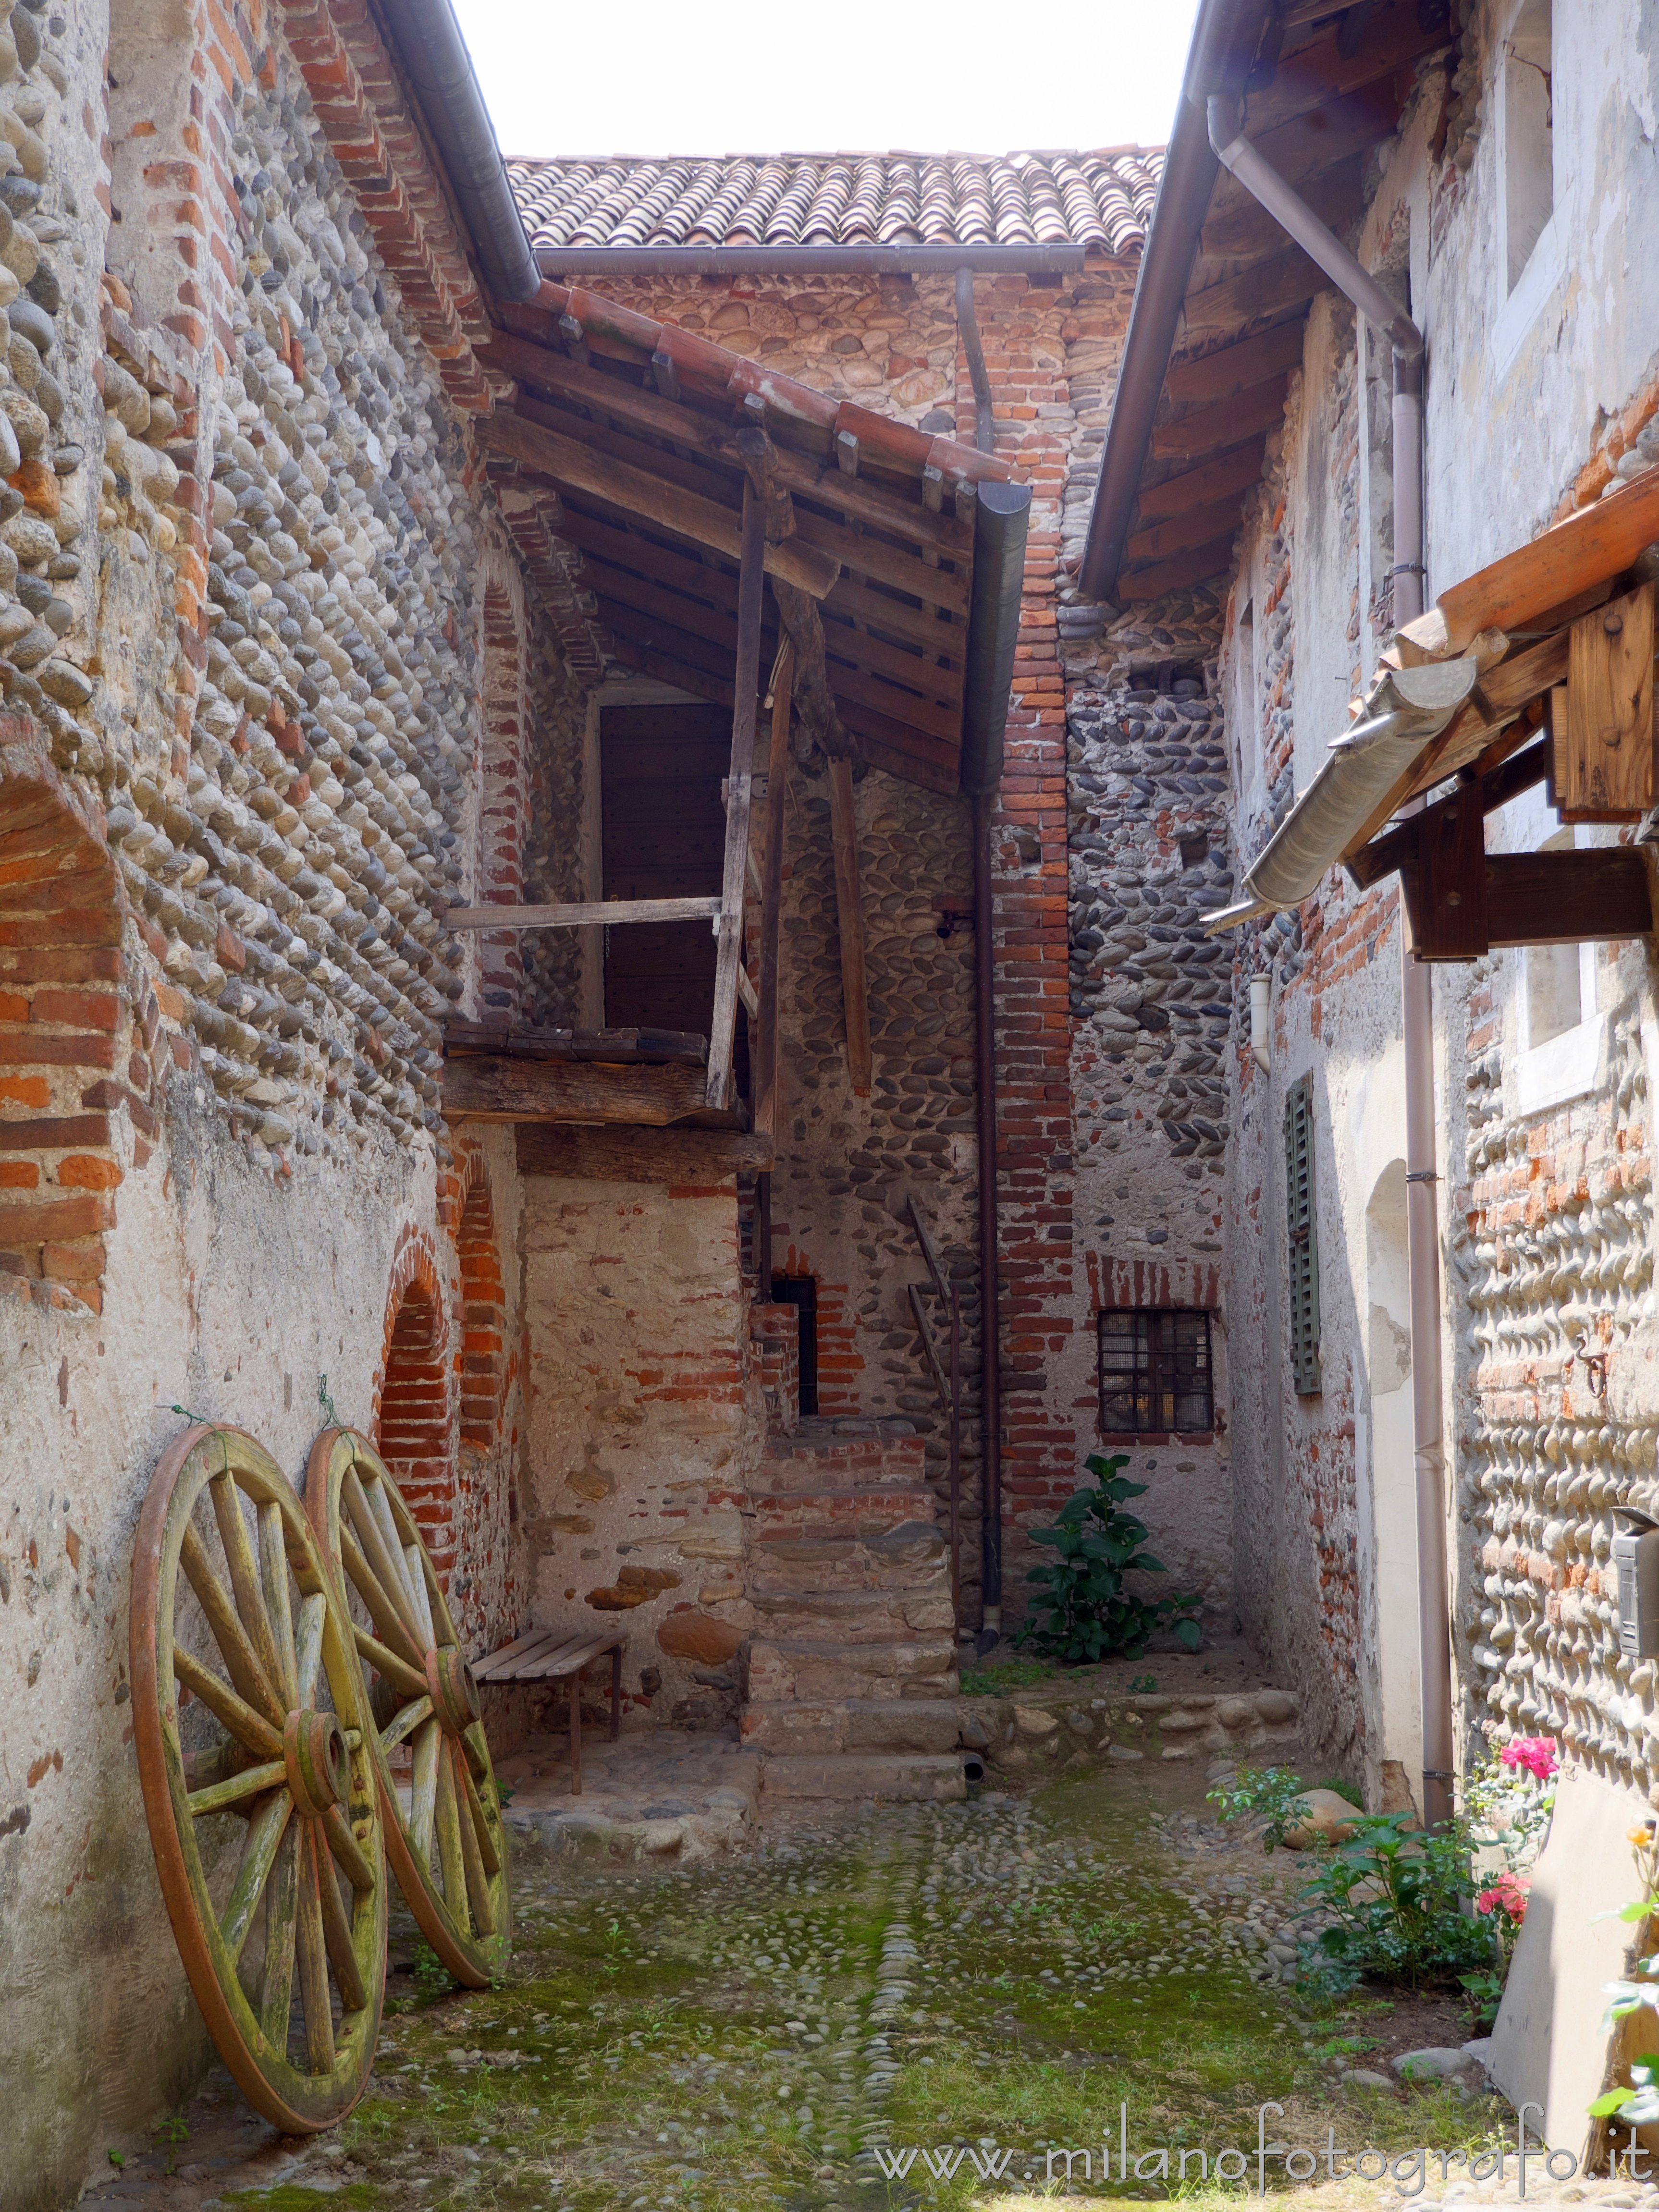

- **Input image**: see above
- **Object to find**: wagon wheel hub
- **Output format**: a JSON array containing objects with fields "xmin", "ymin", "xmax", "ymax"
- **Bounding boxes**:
[
  {"xmin": 425, "ymin": 1644, "xmax": 481, "ymax": 1737},
  {"xmin": 284, "ymin": 1707, "xmax": 350, "ymax": 1816}
]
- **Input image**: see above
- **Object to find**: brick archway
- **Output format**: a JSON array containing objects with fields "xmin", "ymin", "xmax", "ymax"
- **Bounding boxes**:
[
  {"xmin": 374, "ymin": 1230, "xmax": 457, "ymax": 1576},
  {"xmin": 0, "ymin": 747, "xmax": 130, "ymax": 1314}
]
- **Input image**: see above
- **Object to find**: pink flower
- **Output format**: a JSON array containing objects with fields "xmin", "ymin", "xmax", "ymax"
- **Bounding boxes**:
[
  {"xmin": 1499, "ymin": 1735, "xmax": 1560, "ymax": 1782},
  {"xmin": 1477, "ymin": 1873, "xmax": 1531, "ymax": 1922}
]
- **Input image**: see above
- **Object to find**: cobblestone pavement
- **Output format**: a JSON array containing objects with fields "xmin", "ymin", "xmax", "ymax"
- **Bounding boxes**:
[{"xmin": 81, "ymin": 1760, "xmax": 1654, "ymax": 2212}]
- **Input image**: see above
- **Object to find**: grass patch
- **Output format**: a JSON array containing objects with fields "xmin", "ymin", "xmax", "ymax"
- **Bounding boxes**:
[{"xmin": 960, "ymin": 1658, "xmax": 1060, "ymax": 1697}]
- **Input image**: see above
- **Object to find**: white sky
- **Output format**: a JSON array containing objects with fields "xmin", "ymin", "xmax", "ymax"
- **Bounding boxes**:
[{"xmin": 451, "ymin": 0, "xmax": 1201, "ymax": 163}]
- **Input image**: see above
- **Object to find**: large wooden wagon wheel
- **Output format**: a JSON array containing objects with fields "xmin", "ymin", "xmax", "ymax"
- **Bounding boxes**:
[
  {"xmin": 130, "ymin": 1426, "xmax": 386, "ymax": 2133},
  {"xmin": 305, "ymin": 1428, "xmax": 511, "ymax": 1987}
]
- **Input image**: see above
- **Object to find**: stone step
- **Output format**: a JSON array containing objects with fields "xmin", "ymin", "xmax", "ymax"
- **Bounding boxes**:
[
  {"xmin": 759, "ymin": 1753, "xmax": 967, "ymax": 1804},
  {"xmin": 753, "ymin": 1486, "xmax": 939, "ymax": 1530},
  {"xmin": 750, "ymin": 1533, "xmax": 949, "ymax": 1597},
  {"xmin": 747, "ymin": 1636, "xmax": 959, "ymax": 1704},
  {"xmin": 746, "ymin": 1586, "xmax": 956, "ymax": 1642},
  {"xmin": 758, "ymin": 1425, "xmax": 927, "ymax": 1493},
  {"xmin": 741, "ymin": 1698, "xmax": 963, "ymax": 1757}
]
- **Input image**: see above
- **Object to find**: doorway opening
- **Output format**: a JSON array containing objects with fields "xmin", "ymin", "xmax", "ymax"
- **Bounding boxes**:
[{"xmin": 770, "ymin": 1274, "xmax": 819, "ymax": 1416}]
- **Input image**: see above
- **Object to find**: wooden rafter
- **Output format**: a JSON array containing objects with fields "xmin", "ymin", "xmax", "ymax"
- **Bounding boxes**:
[
  {"xmin": 707, "ymin": 467, "xmax": 767, "ymax": 1112},
  {"xmin": 753, "ymin": 643, "xmax": 793, "ymax": 1143}
]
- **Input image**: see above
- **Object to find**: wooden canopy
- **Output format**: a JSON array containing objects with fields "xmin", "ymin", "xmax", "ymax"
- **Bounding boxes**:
[
  {"xmin": 1088, "ymin": 0, "xmax": 1456, "ymax": 603},
  {"xmin": 477, "ymin": 282, "xmax": 1021, "ymax": 796}
]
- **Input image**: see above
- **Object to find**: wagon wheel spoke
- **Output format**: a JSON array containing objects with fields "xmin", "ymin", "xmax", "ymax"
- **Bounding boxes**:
[
  {"xmin": 458, "ymin": 1749, "xmax": 500, "ymax": 1881},
  {"xmin": 295, "ymin": 1824, "xmax": 336, "ymax": 2075},
  {"xmin": 189, "ymin": 1757, "xmax": 287, "ymax": 1817},
  {"xmin": 260, "ymin": 1822, "xmax": 301, "ymax": 2048},
  {"xmin": 173, "ymin": 1644, "xmax": 283, "ymax": 1760},
  {"xmin": 221, "ymin": 1791, "xmax": 294, "ymax": 1967},
  {"xmin": 209, "ymin": 1472, "xmax": 287, "ymax": 1693},
  {"xmin": 178, "ymin": 1521, "xmax": 285, "ymax": 1730},
  {"xmin": 294, "ymin": 1590, "xmax": 327, "ymax": 1709},
  {"xmin": 410, "ymin": 1716, "xmax": 441, "ymax": 1863},
  {"xmin": 402, "ymin": 1540, "xmax": 438, "ymax": 1650},
  {"xmin": 340, "ymin": 1524, "xmax": 427, "ymax": 1676},
  {"xmin": 343, "ymin": 1470, "xmax": 425, "ymax": 1648},
  {"xmin": 435, "ymin": 1737, "xmax": 470, "ymax": 1935},
  {"xmin": 316, "ymin": 1838, "xmax": 369, "ymax": 2013},
  {"xmin": 382, "ymin": 1694, "xmax": 433, "ymax": 1753},
  {"xmin": 321, "ymin": 1802, "xmax": 377, "ymax": 1896},
  {"xmin": 257, "ymin": 1500, "xmax": 300, "ymax": 1709},
  {"xmin": 352, "ymin": 1620, "xmax": 428, "ymax": 1701},
  {"xmin": 452, "ymin": 1742, "xmax": 495, "ymax": 1934}
]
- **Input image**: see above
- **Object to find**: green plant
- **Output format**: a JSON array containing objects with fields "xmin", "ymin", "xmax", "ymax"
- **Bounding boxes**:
[
  {"xmin": 1207, "ymin": 1764, "xmax": 1310, "ymax": 1852},
  {"xmin": 413, "ymin": 1942, "xmax": 455, "ymax": 2002},
  {"xmin": 959, "ymin": 1657, "xmax": 1056, "ymax": 1696},
  {"xmin": 1589, "ymin": 1830, "xmax": 1659, "ymax": 2128},
  {"xmin": 1128, "ymin": 1672, "xmax": 1158, "ymax": 1694},
  {"xmin": 1317, "ymin": 1775, "xmax": 1364, "ymax": 1808},
  {"xmin": 1295, "ymin": 1813, "xmax": 1496, "ymax": 1992},
  {"xmin": 1012, "ymin": 1455, "xmax": 1202, "ymax": 1664},
  {"xmin": 153, "ymin": 2114, "xmax": 190, "ymax": 2175},
  {"xmin": 106, "ymin": 2151, "xmax": 125, "ymax": 2172},
  {"xmin": 1459, "ymin": 1969, "xmax": 1506, "ymax": 2030}
]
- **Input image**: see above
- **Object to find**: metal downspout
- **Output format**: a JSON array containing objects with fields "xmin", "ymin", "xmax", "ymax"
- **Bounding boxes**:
[
  {"xmin": 1207, "ymin": 103, "xmax": 1454, "ymax": 1830},
  {"xmin": 956, "ymin": 267, "xmax": 996, "ymax": 458}
]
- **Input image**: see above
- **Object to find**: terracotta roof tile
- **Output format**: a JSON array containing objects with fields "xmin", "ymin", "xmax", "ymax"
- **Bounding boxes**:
[{"xmin": 509, "ymin": 149, "xmax": 1162, "ymax": 257}]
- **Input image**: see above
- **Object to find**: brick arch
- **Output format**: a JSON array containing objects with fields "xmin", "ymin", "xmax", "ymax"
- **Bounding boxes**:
[
  {"xmin": 374, "ymin": 1229, "xmax": 457, "ymax": 1575},
  {"xmin": 455, "ymin": 1153, "xmax": 506, "ymax": 1449},
  {"xmin": 0, "ymin": 746, "xmax": 130, "ymax": 1315}
]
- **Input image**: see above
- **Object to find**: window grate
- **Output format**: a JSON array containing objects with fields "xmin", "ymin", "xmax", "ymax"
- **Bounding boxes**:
[
  {"xmin": 1284, "ymin": 1075, "xmax": 1322, "ymax": 1395},
  {"xmin": 1098, "ymin": 1308, "xmax": 1214, "ymax": 1435}
]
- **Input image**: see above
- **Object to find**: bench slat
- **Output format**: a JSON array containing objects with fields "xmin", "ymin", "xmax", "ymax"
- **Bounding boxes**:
[
  {"xmin": 517, "ymin": 1634, "xmax": 624, "ymax": 1681},
  {"xmin": 471, "ymin": 1627, "xmax": 566, "ymax": 1681}
]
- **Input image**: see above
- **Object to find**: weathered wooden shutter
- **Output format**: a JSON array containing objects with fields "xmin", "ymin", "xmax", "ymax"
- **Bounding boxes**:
[{"xmin": 1284, "ymin": 1075, "xmax": 1322, "ymax": 1395}]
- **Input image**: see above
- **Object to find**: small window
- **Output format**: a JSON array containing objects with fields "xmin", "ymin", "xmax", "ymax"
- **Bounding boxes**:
[
  {"xmin": 1098, "ymin": 1309, "xmax": 1213, "ymax": 1436},
  {"xmin": 1503, "ymin": 0, "xmax": 1554, "ymax": 293},
  {"xmin": 1285, "ymin": 1075, "xmax": 1322, "ymax": 1395}
]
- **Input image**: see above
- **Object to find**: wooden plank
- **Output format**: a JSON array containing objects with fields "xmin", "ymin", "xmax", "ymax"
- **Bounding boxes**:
[
  {"xmin": 1201, "ymin": 159, "xmax": 1366, "ymax": 266},
  {"xmin": 1126, "ymin": 492, "xmax": 1250, "ymax": 564},
  {"xmin": 754, "ymin": 645, "xmax": 792, "ymax": 1143},
  {"xmin": 1485, "ymin": 850, "xmax": 1653, "ymax": 947},
  {"xmin": 708, "ymin": 470, "xmax": 767, "ymax": 1112},
  {"xmin": 1399, "ymin": 472, "xmax": 1659, "ymax": 660},
  {"xmin": 1245, "ymin": 5, "xmax": 1459, "ymax": 137},
  {"xmin": 840, "ymin": 717, "xmax": 959, "ymax": 796},
  {"xmin": 1135, "ymin": 439, "xmax": 1268, "ymax": 520},
  {"xmin": 826, "ymin": 756, "xmax": 872, "ymax": 1095},
  {"xmin": 1165, "ymin": 320, "xmax": 1307, "ymax": 405},
  {"xmin": 472, "ymin": 1627, "xmax": 566, "ymax": 1682},
  {"xmin": 442, "ymin": 1054, "xmax": 713, "ymax": 1126},
  {"xmin": 793, "ymin": 504, "xmax": 971, "ymax": 616},
  {"xmin": 1151, "ymin": 376, "xmax": 1289, "ymax": 462},
  {"xmin": 481, "ymin": 412, "xmax": 840, "ymax": 598},
  {"xmin": 1180, "ymin": 244, "xmax": 1326, "ymax": 342},
  {"xmin": 605, "ymin": 633, "xmax": 736, "ymax": 712},
  {"xmin": 1411, "ymin": 782, "xmax": 1488, "ymax": 961},
  {"xmin": 599, "ymin": 596, "xmax": 760, "ymax": 696},
  {"xmin": 444, "ymin": 1022, "xmax": 708, "ymax": 1065},
  {"xmin": 1347, "ymin": 736, "xmax": 1551, "ymax": 889},
  {"xmin": 824, "ymin": 575, "xmax": 966, "ymax": 654},
  {"xmin": 1120, "ymin": 533, "xmax": 1238, "ymax": 599},
  {"xmin": 482, "ymin": 333, "xmax": 971, "ymax": 556},
  {"xmin": 1560, "ymin": 584, "xmax": 1656, "ymax": 815},
  {"xmin": 516, "ymin": 1121, "xmax": 774, "ymax": 1180},
  {"xmin": 447, "ymin": 897, "xmax": 721, "ymax": 930}
]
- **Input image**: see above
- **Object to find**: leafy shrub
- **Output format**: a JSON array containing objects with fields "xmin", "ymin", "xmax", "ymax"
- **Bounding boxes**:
[
  {"xmin": 1013, "ymin": 1454, "xmax": 1202, "ymax": 1664},
  {"xmin": 1207, "ymin": 1763, "xmax": 1311, "ymax": 1852},
  {"xmin": 1296, "ymin": 1812, "xmax": 1497, "ymax": 1993}
]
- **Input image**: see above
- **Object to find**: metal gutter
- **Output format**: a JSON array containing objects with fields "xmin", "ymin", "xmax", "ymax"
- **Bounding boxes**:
[
  {"xmin": 1077, "ymin": 0, "xmax": 1277, "ymax": 602},
  {"xmin": 534, "ymin": 244, "xmax": 1089, "ymax": 278},
  {"xmin": 377, "ymin": 0, "xmax": 542, "ymax": 305},
  {"xmin": 961, "ymin": 485, "xmax": 1032, "ymax": 794}
]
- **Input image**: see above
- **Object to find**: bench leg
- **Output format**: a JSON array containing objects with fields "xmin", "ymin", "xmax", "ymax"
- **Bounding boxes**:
[
  {"xmin": 610, "ymin": 1645, "xmax": 621, "ymax": 1742},
  {"xmin": 569, "ymin": 1674, "xmax": 581, "ymax": 1796}
]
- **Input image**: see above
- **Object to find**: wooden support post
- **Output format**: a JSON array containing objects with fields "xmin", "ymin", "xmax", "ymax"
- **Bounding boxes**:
[
  {"xmin": 827, "ymin": 755, "xmax": 873, "ymax": 1095},
  {"xmin": 754, "ymin": 644, "xmax": 794, "ymax": 1142},
  {"xmin": 707, "ymin": 472, "xmax": 767, "ymax": 1111}
]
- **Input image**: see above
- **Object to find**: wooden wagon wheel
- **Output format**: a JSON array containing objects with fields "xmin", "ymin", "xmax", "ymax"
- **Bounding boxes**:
[
  {"xmin": 305, "ymin": 1428, "xmax": 511, "ymax": 1988},
  {"xmin": 130, "ymin": 1425, "xmax": 386, "ymax": 2133}
]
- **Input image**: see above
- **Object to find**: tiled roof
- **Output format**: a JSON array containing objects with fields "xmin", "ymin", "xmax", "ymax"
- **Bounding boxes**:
[{"xmin": 508, "ymin": 150, "xmax": 1163, "ymax": 258}]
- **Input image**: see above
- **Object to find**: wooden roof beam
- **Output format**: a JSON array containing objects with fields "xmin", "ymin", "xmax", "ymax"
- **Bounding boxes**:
[
  {"xmin": 1136, "ymin": 438, "xmax": 1269, "ymax": 520},
  {"xmin": 1244, "ymin": 5, "xmax": 1459, "ymax": 136},
  {"xmin": 1119, "ymin": 533, "xmax": 1238, "ymax": 600},
  {"xmin": 1150, "ymin": 375, "xmax": 1290, "ymax": 462},
  {"xmin": 1165, "ymin": 319, "xmax": 1306, "ymax": 403}
]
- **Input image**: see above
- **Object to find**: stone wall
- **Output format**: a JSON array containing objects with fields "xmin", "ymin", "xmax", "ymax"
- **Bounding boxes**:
[{"xmin": 0, "ymin": 1, "xmax": 580, "ymax": 2197}]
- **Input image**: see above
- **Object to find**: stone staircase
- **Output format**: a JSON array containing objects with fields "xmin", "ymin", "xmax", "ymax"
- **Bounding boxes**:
[{"xmin": 739, "ymin": 1417, "xmax": 967, "ymax": 1803}]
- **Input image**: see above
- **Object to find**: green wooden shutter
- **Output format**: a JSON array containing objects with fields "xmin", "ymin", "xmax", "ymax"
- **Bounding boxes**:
[{"xmin": 1284, "ymin": 1075, "xmax": 1322, "ymax": 1395}]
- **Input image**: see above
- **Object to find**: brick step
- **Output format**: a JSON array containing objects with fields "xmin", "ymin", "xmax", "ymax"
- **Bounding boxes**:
[
  {"xmin": 741, "ymin": 1698, "xmax": 963, "ymax": 1757},
  {"xmin": 746, "ymin": 1586, "xmax": 956, "ymax": 1642},
  {"xmin": 759, "ymin": 1753, "xmax": 967, "ymax": 1804},
  {"xmin": 747, "ymin": 1636, "xmax": 959, "ymax": 1703},
  {"xmin": 758, "ymin": 1425, "xmax": 927, "ymax": 1493}
]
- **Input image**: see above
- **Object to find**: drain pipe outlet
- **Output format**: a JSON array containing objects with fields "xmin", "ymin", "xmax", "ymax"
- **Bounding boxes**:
[
  {"xmin": 1249, "ymin": 973, "xmax": 1271, "ymax": 1071},
  {"xmin": 1206, "ymin": 95, "xmax": 1452, "ymax": 1833}
]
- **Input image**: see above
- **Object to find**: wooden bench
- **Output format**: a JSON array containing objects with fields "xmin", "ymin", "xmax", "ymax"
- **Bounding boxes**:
[{"xmin": 472, "ymin": 1629, "xmax": 626, "ymax": 1796}]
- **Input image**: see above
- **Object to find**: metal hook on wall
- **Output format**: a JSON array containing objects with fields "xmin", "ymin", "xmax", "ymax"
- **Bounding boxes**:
[{"xmin": 1570, "ymin": 1332, "xmax": 1609, "ymax": 1398}]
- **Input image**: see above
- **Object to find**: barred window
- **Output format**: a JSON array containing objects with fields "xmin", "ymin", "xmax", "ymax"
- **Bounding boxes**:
[
  {"xmin": 1284, "ymin": 1074, "xmax": 1322, "ymax": 1395},
  {"xmin": 1098, "ymin": 1309, "xmax": 1214, "ymax": 1435}
]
